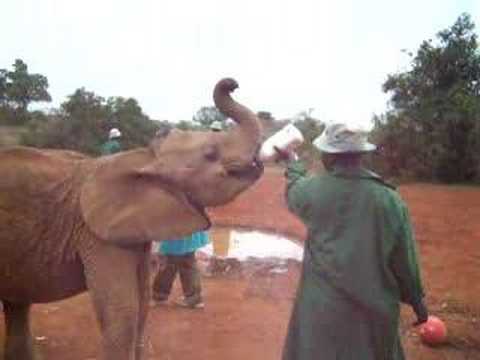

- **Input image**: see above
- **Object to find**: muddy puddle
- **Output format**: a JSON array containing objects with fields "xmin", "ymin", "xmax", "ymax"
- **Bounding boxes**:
[
  {"xmin": 196, "ymin": 227, "xmax": 303, "ymax": 276},
  {"xmin": 200, "ymin": 227, "xmax": 303, "ymax": 261},
  {"xmin": 150, "ymin": 227, "xmax": 304, "ymax": 277}
]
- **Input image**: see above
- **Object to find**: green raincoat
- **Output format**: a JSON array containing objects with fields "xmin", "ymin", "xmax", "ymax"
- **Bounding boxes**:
[{"xmin": 282, "ymin": 161, "xmax": 424, "ymax": 360}]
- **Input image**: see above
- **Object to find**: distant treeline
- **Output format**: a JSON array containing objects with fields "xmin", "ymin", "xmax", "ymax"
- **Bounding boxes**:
[
  {"xmin": 1, "ymin": 13, "xmax": 479, "ymax": 183},
  {"xmin": 0, "ymin": 59, "xmax": 325, "ymax": 163}
]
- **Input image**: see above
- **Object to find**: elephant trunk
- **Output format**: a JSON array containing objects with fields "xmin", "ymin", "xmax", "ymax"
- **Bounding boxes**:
[{"xmin": 213, "ymin": 78, "xmax": 262, "ymax": 163}]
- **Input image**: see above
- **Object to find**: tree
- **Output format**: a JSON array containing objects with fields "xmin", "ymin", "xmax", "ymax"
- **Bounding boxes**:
[
  {"xmin": 0, "ymin": 69, "xmax": 7, "ymax": 104},
  {"xmin": 0, "ymin": 59, "xmax": 51, "ymax": 125},
  {"xmin": 293, "ymin": 110, "xmax": 324, "ymax": 143},
  {"xmin": 3, "ymin": 59, "xmax": 51, "ymax": 111},
  {"xmin": 192, "ymin": 106, "xmax": 226, "ymax": 129},
  {"xmin": 22, "ymin": 88, "xmax": 161, "ymax": 155},
  {"xmin": 175, "ymin": 120, "xmax": 200, "ymax": 131},
  {"xmin": 374, "ymin": 13, "xmax": 480, "ymax": 182},
  {"xmin": 293, "ymin": 110, "xmax": 324, "ymax": 167},
  {"xmin": 105, "ymin": 96, "xmax": 159, "ymax": 149}
]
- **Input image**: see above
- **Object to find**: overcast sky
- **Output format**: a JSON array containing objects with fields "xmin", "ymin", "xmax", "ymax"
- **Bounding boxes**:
[{"xmin": 2, "ymin": 0, "xmax": 479, "ymax": 128}]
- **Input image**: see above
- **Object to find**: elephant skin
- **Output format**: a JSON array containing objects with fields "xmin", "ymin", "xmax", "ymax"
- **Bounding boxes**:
[{"xmin": 0, "ymin": 78, "xmax": 263, "ymax": 360}]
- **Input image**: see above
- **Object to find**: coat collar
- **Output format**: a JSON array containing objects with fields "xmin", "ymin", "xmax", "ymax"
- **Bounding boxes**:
[{"xmin": 330, "ymin": 165, "xmax": 396, "ymax": 189}]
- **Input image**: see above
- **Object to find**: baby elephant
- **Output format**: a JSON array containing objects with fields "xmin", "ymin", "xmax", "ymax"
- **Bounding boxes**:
[{"xmin": 0, "ymin": 78, "xmax": 263, "ymax": 360}]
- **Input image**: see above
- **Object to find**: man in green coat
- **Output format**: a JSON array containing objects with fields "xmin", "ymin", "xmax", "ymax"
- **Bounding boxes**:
[
  {"xmin": 100, "ymin": 127, "xmax": 122, "ymax": 155},
  {"xmin": 276, "ymin": 123, "xmax": 428, "ymax": 360}
]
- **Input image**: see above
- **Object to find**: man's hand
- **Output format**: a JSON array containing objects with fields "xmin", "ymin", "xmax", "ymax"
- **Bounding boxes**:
[
  {"xmin": 274, "ymin": 146, "xmax": 298, "ymax": 163},
  {"xmin": 412, "ymin": 298, "xmax": 429, "ymax": 326}
]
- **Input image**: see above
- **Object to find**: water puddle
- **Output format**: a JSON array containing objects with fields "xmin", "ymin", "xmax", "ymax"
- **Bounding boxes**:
[
  {"xmin": 199, "ymin": 227, "xmax": 303, "ymax": 262},
  {"xmin": 151, "ymin": 228, "xmax": 303, "ymax": 276}
]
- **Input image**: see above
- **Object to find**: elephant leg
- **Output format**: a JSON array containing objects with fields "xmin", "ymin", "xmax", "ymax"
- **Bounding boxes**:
[
  {"xmin": 80, "ymin": 243, "xmax": 146, "ymax": 360},
  {"xmin": 135, "ymin": 245, "xmax": 151, "ymax": 360},
  {"xmin": 3, "ymin": 301, "xmax": 35, "ymax": 360}
]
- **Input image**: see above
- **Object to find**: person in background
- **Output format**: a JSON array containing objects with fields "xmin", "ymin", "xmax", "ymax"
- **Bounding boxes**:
[
  {"xmin": 276, "ymin": 123, "xmax": 428, "ymax": 360},
  {"xmin": 101, "ymin": 127, "xmax": 122, "ymax": 155},
  {"xmin": 151, "ymin": 231, "xmax": 209, "ymax": 309}
]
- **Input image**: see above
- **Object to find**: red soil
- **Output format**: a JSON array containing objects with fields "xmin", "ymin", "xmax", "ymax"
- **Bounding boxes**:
[{"xmin": 1, "ymin": 167, "xmax": 479, "ymax": 359}]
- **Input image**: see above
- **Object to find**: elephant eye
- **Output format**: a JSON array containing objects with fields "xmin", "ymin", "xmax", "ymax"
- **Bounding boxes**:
[{"xmin": 204, "ymin": 145, "xmax": 219, "ymax": 162}]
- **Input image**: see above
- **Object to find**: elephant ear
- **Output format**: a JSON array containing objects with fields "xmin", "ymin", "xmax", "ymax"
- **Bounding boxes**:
[{"xmin": 80, "ymin": 156, "xmax": 210, "ymax": 246}]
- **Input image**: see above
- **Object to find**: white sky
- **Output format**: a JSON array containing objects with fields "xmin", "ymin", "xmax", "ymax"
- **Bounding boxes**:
[{"xmin": 2, "ymin": 0, "xmax": 479, "ymax": 128}]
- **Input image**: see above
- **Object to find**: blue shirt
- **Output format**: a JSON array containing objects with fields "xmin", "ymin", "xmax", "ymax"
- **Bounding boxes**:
[{"xmin": 155, "ymin": 231, "xmax": 209, "ymax": 255}]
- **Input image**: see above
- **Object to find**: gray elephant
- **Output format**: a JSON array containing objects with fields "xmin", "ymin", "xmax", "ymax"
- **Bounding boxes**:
[{"xmin": 0, "ymin": 78, "xmax": 263, "ymax": 360}]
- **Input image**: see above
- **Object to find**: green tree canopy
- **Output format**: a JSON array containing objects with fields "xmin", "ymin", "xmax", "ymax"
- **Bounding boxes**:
[
  {"xmin": 105, "ymin": 96, "xmax": 159, "ymax": 149},
  {"xmin": 0, "ymin": 69, "xmax": 7, "ymax": 104},
  {"xmin": 0, "ymin": 59, "xmax": 51, "ymax": 124},
  {"xmin": 22, "ymin": 88, "xmax": 160, "ymax": 155},
  {"xmin": 192, "ymin": 106, "xmax": 226, "ymax": 129},
  {"xmin": 1, "ymin": 59, "xmax": 51, "ymax": 111},
  {"xmin": 373, "ymin": 13, "xmax": 480, "ymax": 182},
  {"xmin": 175, "ymin": 120, "xmax": 201, "ymax": 131}
]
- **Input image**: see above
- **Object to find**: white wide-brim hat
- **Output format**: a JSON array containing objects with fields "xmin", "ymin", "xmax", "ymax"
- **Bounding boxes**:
[
  {"xmin": 313, "ymin": 123, "xmax": 376, "ymax": 153},
  {"xmin": 109, "ymin": 128, "xmax": 122, "ymax": 139}
]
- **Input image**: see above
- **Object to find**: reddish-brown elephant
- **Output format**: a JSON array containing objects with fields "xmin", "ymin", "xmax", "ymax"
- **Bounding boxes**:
[{"xmin": 0, "ymin": 78, "xmax": 263, "ymax": 360}]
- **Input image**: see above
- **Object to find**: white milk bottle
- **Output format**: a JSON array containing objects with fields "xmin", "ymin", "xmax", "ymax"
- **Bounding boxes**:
[{"xmin": 259, "ymin": 124, "xmax": 304, "ymax": 162}]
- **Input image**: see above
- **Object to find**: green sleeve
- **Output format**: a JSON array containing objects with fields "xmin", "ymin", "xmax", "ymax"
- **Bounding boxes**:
[
  {"xmin": 284, "ymin": 160, "xmax": 311, "ymax": 217},
  {"xmin": 390, "ymin": 201, "xmax": 425, "ymax": 306}
]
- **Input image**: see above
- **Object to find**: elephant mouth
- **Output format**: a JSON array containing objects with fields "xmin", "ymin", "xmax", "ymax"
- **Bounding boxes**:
[
  {"xmin": 184, "ymin": 192, "xmax": 212, "ymax": 228},
  {"xmin": 226, "ymin": 156, "xmax": 264, "ymax": 180}
]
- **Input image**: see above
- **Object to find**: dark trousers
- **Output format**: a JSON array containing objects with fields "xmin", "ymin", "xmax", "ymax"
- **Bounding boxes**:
[{"xmin": 152, "ymin": 252, "xmax": 202, "ymax": 301}]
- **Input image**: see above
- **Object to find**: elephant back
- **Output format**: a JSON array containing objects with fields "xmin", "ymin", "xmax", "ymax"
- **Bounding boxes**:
[{"xmin": 0, "ymin": 146, "xmax": 88, "ymax": 267}]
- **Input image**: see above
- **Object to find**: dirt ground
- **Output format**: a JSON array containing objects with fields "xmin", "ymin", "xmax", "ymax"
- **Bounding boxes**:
[{"xmin": 1, "ymin": 167, "xmax": 480, "ymax": 359}]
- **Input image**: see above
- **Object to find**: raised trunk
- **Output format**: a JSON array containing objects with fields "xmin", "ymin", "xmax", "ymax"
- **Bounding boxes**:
[{"xmin": 213, "ymin": 78, "xmax": 262, "ymax": 163}]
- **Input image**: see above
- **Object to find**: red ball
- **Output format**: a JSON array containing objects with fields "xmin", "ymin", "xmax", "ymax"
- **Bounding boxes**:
[{"xmin": 419, "ymin": 316, "xmax": 447, "ymax": 345}]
